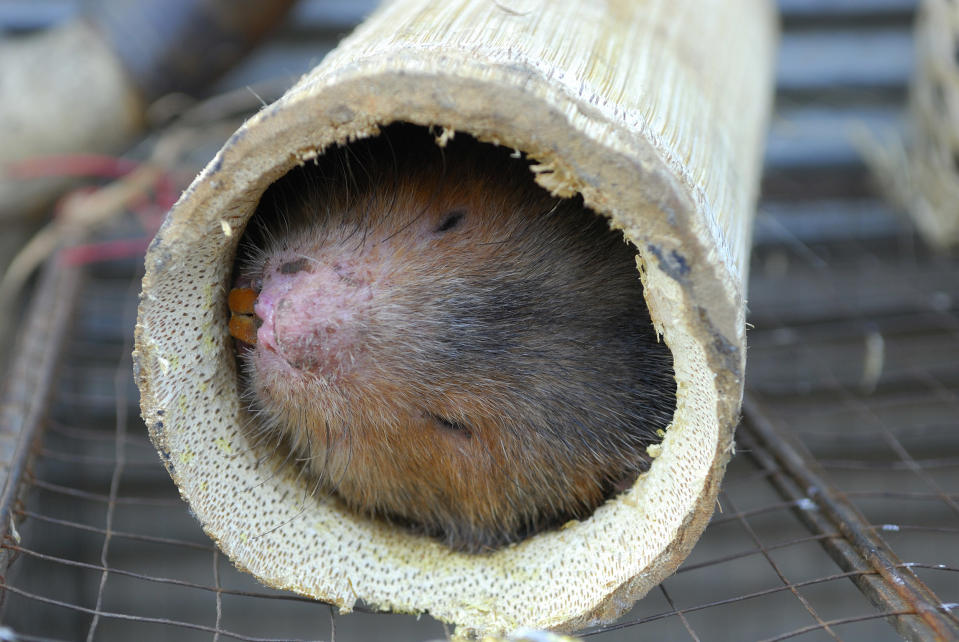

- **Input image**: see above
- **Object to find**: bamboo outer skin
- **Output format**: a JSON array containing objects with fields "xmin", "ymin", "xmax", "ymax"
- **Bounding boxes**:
[{"xmin": 133, "ymin": 0, "xmax": 777, "ymax": 636}]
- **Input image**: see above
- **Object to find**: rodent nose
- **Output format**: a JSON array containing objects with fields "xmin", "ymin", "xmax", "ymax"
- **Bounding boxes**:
[
  {"xmin": 253, "ymin": 284, "xmax": 284, "ymax": 355},
  {"xmin": 271, "ymin": 297, "xmax": 302, "ymax": 364},
  {"xmin": 253, "ymin": 264, "xmax": 369, "ymax": 377},
  {"xmin": 256, "ymin": 294, "xmax": 320, "ymax": 371}
]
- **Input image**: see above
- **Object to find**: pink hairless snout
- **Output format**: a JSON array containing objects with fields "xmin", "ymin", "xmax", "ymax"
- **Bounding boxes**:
[
  {"xmin": 253, "ymin": 277, "xmax": 288, "ymax": 354},
  {"xmin": 251, "ymin": 261, "xmax": 372, "ymax": 377}
]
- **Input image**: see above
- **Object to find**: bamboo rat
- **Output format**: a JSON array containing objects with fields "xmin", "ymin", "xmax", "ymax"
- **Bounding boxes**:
[{"xmin": 228, "ymin": 125, "xmax": 675, "ymax": 553}]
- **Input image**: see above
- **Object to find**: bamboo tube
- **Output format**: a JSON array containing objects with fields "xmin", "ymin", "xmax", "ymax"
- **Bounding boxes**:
[{"xmin": 134, "ymin": 0, "xmax": 777, "ymax": 636}]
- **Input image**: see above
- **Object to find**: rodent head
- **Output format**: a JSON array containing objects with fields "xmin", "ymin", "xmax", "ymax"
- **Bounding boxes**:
[{"xmin": 230, "ymin": 125, "xmax": 676, "ymax": 552}]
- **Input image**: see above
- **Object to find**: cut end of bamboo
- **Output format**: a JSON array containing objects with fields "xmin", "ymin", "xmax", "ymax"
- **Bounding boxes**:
[{"xmin": 133, "ymin": 0, "xmax": 777, "ymax": 635}]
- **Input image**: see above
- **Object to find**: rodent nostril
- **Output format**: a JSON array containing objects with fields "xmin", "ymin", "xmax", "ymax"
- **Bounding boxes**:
[{"xmin": 280, "ymin": 258, "xmax": 308, "ymax": 274}]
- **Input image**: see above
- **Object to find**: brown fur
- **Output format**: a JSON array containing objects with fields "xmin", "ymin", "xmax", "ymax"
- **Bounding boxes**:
[{"xmin": 232, "ymin": 125, "xmax": 675, "ymax": 552}]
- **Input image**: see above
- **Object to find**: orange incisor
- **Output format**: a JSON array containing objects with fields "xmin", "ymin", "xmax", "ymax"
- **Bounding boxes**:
[{"xmin": 228, "ymin": 287, "xmax": 258, "ymax": 345}]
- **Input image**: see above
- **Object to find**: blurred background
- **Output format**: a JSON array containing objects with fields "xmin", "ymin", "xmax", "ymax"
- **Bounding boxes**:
[{"xmin": 0, "ymin": 0, "xmax": 957, "ymax": 640}]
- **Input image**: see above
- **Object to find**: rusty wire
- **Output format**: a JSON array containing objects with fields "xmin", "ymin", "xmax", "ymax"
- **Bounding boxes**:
[
  {"xmin": 2, "ymin": 2, "xmax": 959, "ymax": 640},
  {"xmin": 2, "ymin": 232, "xmax": 955, "ymax": 640}
]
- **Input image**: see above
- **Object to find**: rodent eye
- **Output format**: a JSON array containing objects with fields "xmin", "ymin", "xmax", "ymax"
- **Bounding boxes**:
[
  {"xmin": 429, "ymin": 413, "xmax": 473, "ymax": 438},
  {"xmin": 434, "ymin": 209, "xmax": 465, "ymax": 233}
]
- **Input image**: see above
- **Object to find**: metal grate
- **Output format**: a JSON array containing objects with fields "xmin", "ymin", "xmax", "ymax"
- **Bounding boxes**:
[{"xmin": 1, "ymin": 1, "xmax": 957, "ymax": 640}]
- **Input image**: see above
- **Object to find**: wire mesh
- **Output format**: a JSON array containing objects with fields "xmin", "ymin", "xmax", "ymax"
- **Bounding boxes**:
[
  {"xmin": 2, "ymin": 179, "xmax": 956, "ymax": 642},
  {"xmin": 1, "ymin": 1, "xmax": 958, "ymax": 641}
]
